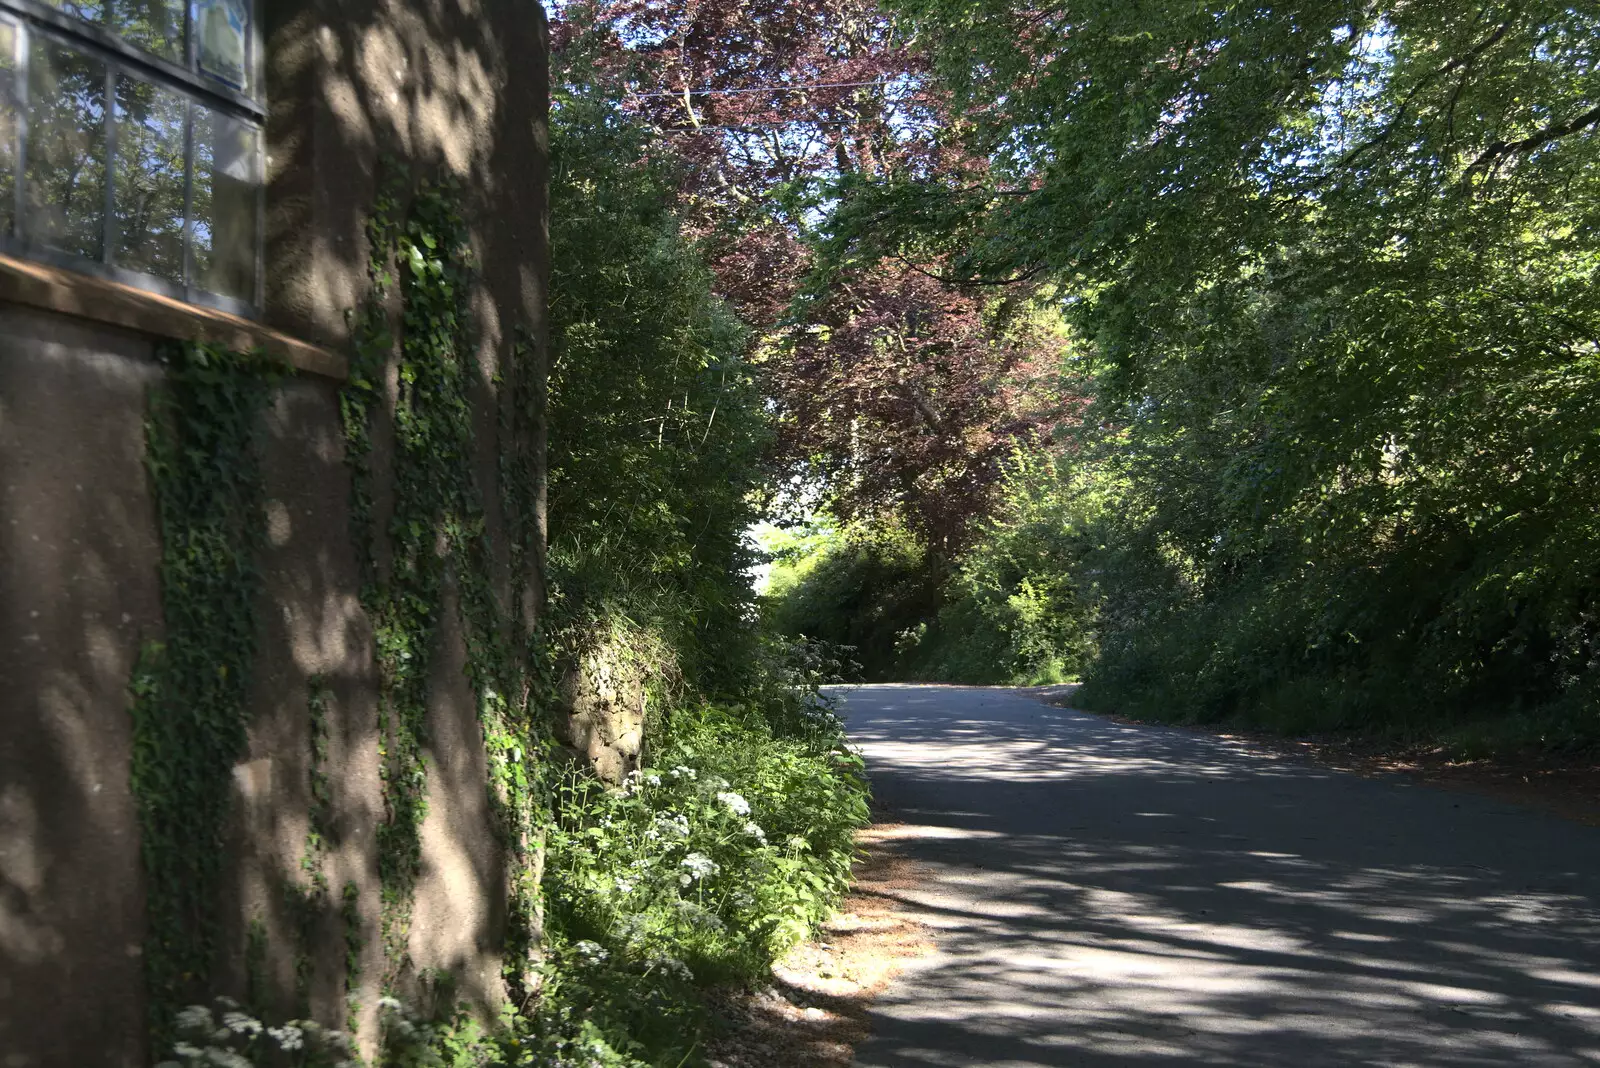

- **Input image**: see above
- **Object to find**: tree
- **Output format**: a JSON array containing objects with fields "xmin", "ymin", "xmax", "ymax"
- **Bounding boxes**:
[
  {"xmin": 778, "ymin": 262, "xmax": 1077, "ymax": 548},
  {"xmin": 819, "ymin": 0, "xmax": 1600, "ymax": 731},
  {"xmin": 545, "ymin": 88, "xmax": 767, "ymax": 692},
  {"xmin": 552, "ymin": 0, "xmax": 1075, "ymax": 545}
]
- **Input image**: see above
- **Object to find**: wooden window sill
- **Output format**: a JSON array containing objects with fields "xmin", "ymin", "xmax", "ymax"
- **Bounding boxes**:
[{"xmin": 0, "ymin": 253, "xmax": 346, "ymax": 380}]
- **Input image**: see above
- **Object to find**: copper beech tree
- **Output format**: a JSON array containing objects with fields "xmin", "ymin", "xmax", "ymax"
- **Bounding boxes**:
[{"xmin": 551, "ymin": 0, "xmax": 1078, "ymax": 548}]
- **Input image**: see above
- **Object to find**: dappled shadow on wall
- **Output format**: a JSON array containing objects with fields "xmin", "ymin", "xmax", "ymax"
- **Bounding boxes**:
[
  {"xmin": 837, "ymin": 687, "xmax": 1600, "ymax": 1067},
  {"xmin": 0, "ymin": 313, "xmax": 165, "ymax": 1068},
  {"xmin": 264, "ymin": 0, "xmax": 549, "ymax": 354}
]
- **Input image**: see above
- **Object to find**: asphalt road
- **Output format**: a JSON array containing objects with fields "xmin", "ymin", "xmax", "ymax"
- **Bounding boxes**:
[{"xmin": 836, "ymin": 684, "xmax": 1600, "ymax": 1068}]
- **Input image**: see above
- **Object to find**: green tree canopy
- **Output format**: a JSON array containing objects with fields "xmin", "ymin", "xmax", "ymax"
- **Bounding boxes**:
[{"xmin": 773, "ymin": 1, "xmax": 1600, "ymax": 737}]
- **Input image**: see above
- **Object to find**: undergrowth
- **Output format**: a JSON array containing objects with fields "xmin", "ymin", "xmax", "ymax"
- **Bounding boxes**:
[
  {"xmin": 765, "ymin": 451, "xmax": 1100, "ymax": 686},
  {"xmin": 151, "ymin": 644, "xmax": 869, "ymax": 1068},
  {"xmin": 535, "ymin": 696, "xmax": 867, "ymax": 1056}
]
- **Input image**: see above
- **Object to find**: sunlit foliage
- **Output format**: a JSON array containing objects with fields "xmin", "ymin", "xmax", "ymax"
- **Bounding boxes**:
[{"xmin": 808, "ymin": 0, "xmax": 1600, "ymax": 743}]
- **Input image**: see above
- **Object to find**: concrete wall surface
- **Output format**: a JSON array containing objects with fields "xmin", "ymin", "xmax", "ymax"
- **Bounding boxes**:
[{"xmin": 0, "ymin": 307, "xmax": 163, "ymax": 1068}]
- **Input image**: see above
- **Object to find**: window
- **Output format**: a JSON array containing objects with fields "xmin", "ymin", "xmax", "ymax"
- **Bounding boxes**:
[{"xmin": 0, "ymin": 0, "xmax": 261, "ymax": 316}]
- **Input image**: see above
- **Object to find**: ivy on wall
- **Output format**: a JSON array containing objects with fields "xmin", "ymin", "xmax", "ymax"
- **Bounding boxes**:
[
  {"xmin": 128, "ymin": 341, "xmax": 283, "ymax": 1049},
  {"xmin": 479, "ymin": 325, "xmax": 548, "ymax": 1001},
  {"xmin": 342, "ymin": 879, "xmax": 364, "ymax": 1034},
  {"xmin": 127, "ymin": 167, "xmax": 548, "ymax": 1057},
  {"xmin": 341, "ymin": 168, "xmax": 549, "ymax": 1005},
  {"xmin": 284, "ymin": 674, "xmax": 334, "ymax": 1018}
]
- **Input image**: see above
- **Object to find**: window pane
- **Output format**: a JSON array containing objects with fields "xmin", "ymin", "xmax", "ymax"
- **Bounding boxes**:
[
  {"xmin": 113, "ymin": 0, "xmax": 183, "ymax": 63},
  {"xmin": 25, "ymin": 38, "xmax": 107, "ymax": 262},
  {"xmin": 0, "ymin": 21, "xmax": 17, "ymax": 238},
  {"xmin": 112, "ymin": 74, "xmax": 184, "ymax": 283},
  {"xmin": 191, "ymin": 105, "xmax": 255, "ymax": 301}
]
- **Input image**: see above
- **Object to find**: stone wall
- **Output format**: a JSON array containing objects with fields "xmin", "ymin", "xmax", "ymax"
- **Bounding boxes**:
[
  {"xmin": 557, "ymin": 643, "xmax": 650, "ymax": 786},
  {"xmin": 0, "ymin": 0, "xmax": 550, "ymax": 1062}
]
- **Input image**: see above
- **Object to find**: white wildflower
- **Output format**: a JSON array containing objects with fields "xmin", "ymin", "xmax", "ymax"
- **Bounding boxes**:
[
  {"xmin": 715, "ymin": 791, "xmax": 751, "ymax": 817},
  {"xmin": 680, "ymin": 852, "xmax": 718, "ymax": 881},
  {"xmin": 743, "ymin": 820, "xmax": 766, "ymax": 842},
  {"xmin": 657, "ymin": 957, "xmax": 693, "ymax": 982},
  {"xmin": 377, "ymin": 996, "xmax": 403, "ymax": 1011},
  {"xmin": 267, "ymin": 1024, "xmax": 304, "ymax": 1051},
  {"xmin": 222, "ymin": 1012, "xmax": 261, "ymax": 1036},
  {"xmin": 654, "ymin": 812, "xmax": 690, "ymax": 838},
  {"xmin": 574, "ymin": 939, "xmax": 609, "ymax": 962},
  {"xmin": 175, "ymin": 1006, "xmax": 213, "ymax": 1032},
  {"xmin": 644, "ymin": 773, "xmax": 662, "ymax": 787},
  {"xmin": 173, "ymin": 1044, "xmax": 203, "ymax": 1059},
  {"xmin": 614, "ymin": 875, "xmax": 635, "ymax": 894},
  {"xmin": 669, "ymin": 765, "xmax": 696, "ymax": 780}
]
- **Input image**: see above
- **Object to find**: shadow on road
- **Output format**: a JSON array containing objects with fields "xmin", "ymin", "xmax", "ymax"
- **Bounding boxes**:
[{"xmin": 837, "ymin": 685, "xmax": 1600, "ymax": 1068}]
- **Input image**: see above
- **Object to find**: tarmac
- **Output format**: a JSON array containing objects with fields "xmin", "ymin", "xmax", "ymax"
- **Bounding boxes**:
[{"xmin": 836, "ymin": 684, "xmax": 1600, "ymax": 1067}]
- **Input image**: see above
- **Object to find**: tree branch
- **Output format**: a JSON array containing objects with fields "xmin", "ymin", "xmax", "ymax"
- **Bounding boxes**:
[
  {"xmin": 1464, "ymin": 103, "xmax": 1600, "ymax": 180},
  {"xmin": 892, "ymin": 252, "xmax": 1046, "ymax": 287},
  {"xmin": 1321, "ymin": 18, "xmax": 1511, "ymax": 180}
]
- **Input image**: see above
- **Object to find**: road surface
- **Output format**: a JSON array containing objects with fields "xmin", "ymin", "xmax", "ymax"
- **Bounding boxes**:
[{"xmin": 836, "ymin": 684, "xmax": 1600, "ymax": 1067}]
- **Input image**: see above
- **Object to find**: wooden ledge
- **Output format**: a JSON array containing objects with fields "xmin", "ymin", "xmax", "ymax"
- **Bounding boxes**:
[{"xmin": 0, "ymin": 252, "xmax": 347, "ymax": 380}]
